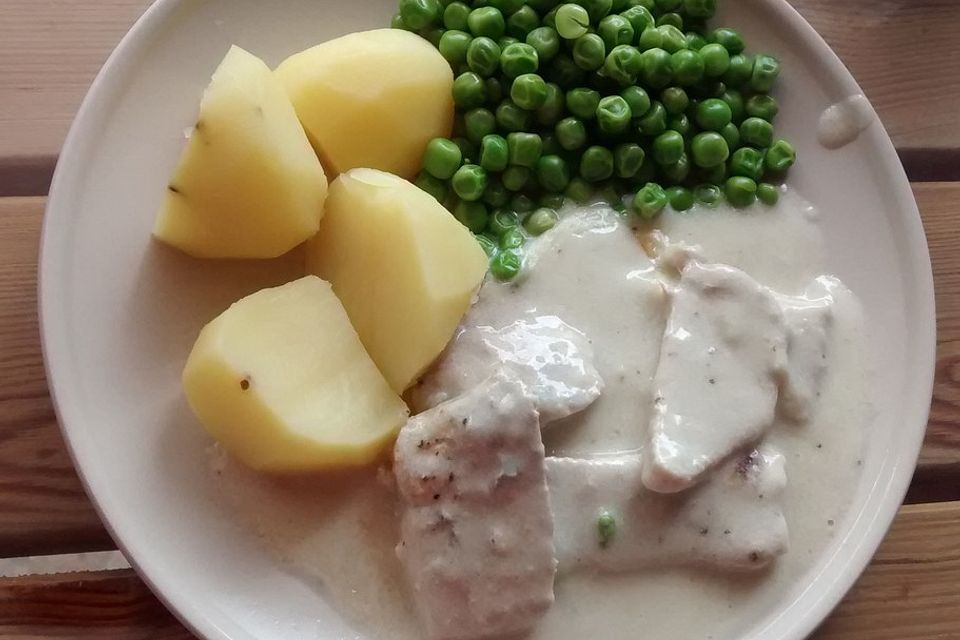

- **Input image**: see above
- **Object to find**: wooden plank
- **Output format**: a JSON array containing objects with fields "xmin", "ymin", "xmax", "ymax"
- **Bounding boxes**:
[
  {"xmin": 2, "ymin": 0, "xmax": 960, "ymax": 194},
  {"xmin": 0, "ymin": 502, "xmax": 954, "ymax": 639},
  {"xmin": 0, "ymin": 569, "xmax": 192, "ymax": 639},
  {"xmin": 0, "ymin": 198, "xmax": 114, "ymax": 556},
  {"xmin": 814, "ymin": 501, "xmax": 960, "ymax": 639}
]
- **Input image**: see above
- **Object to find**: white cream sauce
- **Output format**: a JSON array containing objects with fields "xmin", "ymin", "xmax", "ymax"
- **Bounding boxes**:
[
  {"xmin": 817, "ymin": 94, "xmax": 874, "ymax": 149},
  {"xmin": 208, "ymin": 193, "xmax": 870, "ymax": 640}
]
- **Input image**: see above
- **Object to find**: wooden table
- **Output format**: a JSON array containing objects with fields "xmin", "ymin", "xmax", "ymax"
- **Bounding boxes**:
[{"xmin": 1, "ymin": 1, "xmax": 959, "ymax": 638}]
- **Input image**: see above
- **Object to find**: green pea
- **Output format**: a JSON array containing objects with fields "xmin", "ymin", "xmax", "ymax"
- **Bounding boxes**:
[
  {"xmin": 484, "ymin": 76, "xmax": 504, "ymax": 104},
  {"xmin": 711, "ymin": 27, "xmax": 744, "ymax": 54},
  {"xmin": 540, "ymin": 192, "xmax": 566, "ymax": 208},
  {"xmin": 636, "ymin": 100, "xmax": 668, "ymax": 135},
  {"xmin": 498, "ymin": 226, "xmax": 524, "ymax": 250},
  {"xmin": 695, "ymin": 98, "xmax": 732, "ymax": 131},
  {"xmin": 660, "ymin": 152, "xmax": 690, "ymax": 183},
  {"xmin": 580, "ymin": 146, "xmax": 615, "ymax": 182},
  {"xmin": 657, "ymin": 25, "xmax": 686, "ymax": 53},
  {"xmin": 725, "ymin": 176, "xmax": 757, "ymax": 207},
  {"xmin": 546, "ymin": 55, "xmax": 586, "ymax": 88},
  {"xmin": 722, "ymin": 54, "xmax": 753, "ymax": 87},
  {"xmin": 614, "ymin": 143, "xmax": 645, "ymax": 178},
  {"xmin": 641, "ymin": 48, "xmax": 673, "ymax": 88},
  {"xmin": 694, "ymin": 183, "xmax": 722, "ymax": 206},
  {"xmin": 637, "ymin": 26, "xmax": 663, "ymax": 52},
  {"xmin": 536, "ymin": 154, "xmax": 571, "ymax": 192},
  {"xmin": 507, "ymin": 132, "xmax": 543, "ymax": 167},
  {"xmin": 511, "ymin": 193, "xmax": 536, "ymax": 213},
  {"xmin": 526, "ymin": 26, "xmax": 561, "ymax": 62},
  {"xmin": 668, "ymin": 113, "xmax": 691, "ymax": 136},
  {"xmin": 751, "ymin": 54, "xmax": 781, "ymax": 93},
  {"xmin": 489, "ymin": 0, "xmax": 523, "ymax": 14},
  {"xmin": 528, "ymin": 0, "xmax": 560, "ymax": 16},
  {"xmin": 685, "ymin": 31, "xmax": 708, "ymax": 50},
  {"xmin": 452, "ymin": 164, "xmax": 489, "ymax": 201},
  {"xmin": 444, "ymin": 1, "xmax": 472, "ymax": 29},
  {"xmin": 415, "ymin": 171, "xmax": 449, "ymax": 202},
  {"xmin": 765, "ymin": 139, "xmax": 797, "ymax": 173},
  {"xmin": 498, "ymin": 35, "xmax": 520, "ymax": 48},
  {"xmin": 565, "ymin": 176, "xmax": 593, "ymax": 203},
  {"xmin": 452, "ymin": 136, "xmax": 478, "ymax": 163},
  {"xmin": 598, "ymin": 15, "xmax": 635, "ymax": 49},
  {"xmin": 597, "ymin": 95, "xmax": 632, "ymax": 134},
  {"xmin": 510, "ymin": 73, "xmax": 548, "ymax": 110},
  {"xmin": 621, "ymin": 86, "xmax": 651, "ymax": 117},
  {"xmin": 488, "ymin": 208, "xmax": 520, "ymax": 235},
  {"xmin": 719, "ymin": 121, "xmax": 740, "ymax": 149},
  {"xmin": 502, "ymin": 165, "xmax": 532, "ymax": 190},
  {"xmin": 440, "ymin": 30, "xmax": 473, "ymax": 65},
  {"xmin": 555, "ymin": 116, "xmax": 588, "ymax": 150},
  {"xmin": 525, "ymin": 207, "xmax": 559, "ymax": 235},
  {"xmin": 400, "ymin": 0, "xmax": 441, "ymax": 30},
  {"xmin": 603, "ymin": 44, "xmax": 643, "ymax": 86},
  {"xmin": 740, "ymin": 116, "xmax": 774, "ymax": 147},
  {"xmin": 721, "ymin": 89, "xmax": 746, "ymax": 123},
  {"xmin": 757, "ymin": 182, "xmax": 779, "ymax": 206},
  {"xmin": 583, "ymin": 0, "xmax": 614, "ymax": 22},
  {"xmin": 475, "ymin": 233, "xmax": 498, "ymax": 257},
  {"xmin": 500, "ymin": 42, "xmax": 539, "ymax": 77},
  {"xmin": 632, "ymin": 182, "xmax": 668, "ymax": 218},
  {"xmin": 479, "ymin": 134, "xmax": 509, "ymax": 171},
  {"xmin": 465, "ymin": 37, "xmax": 501, "ymax": 76},
  {"xmin": 496, "ymin": 99, "xmax": 532, "ymax": 131},
  {"xmin": 670, "ymin": 49, "xmax": 703, "ymax": 86},
  {"xmin": 483, "ymin": 177, "xmax": 511, "ymax": 207},
  {"xmin": 699, "ymin": 43, "xmax": 730, "ymax": 78},
  {"xmin": 696, "ymin": 162, "xmax": 726, "ymax": 185},
  {"xmin": 652, "ymin": 130, "xmax": 685, "ymax": 165},
  {"xmin": 423, "ymin": 137, "xmax": 463, "ymax": 179},
  {"xmin": 454, "ymin": 200, "xmax": 490, "ymax": 231},
  {"xmin": 666, "ymin": 185, "xmax": 695, "ymax": 211},
  {"xmin": 424, "ymin": 28, "xmax": 445, "ymax": 47},
  {"xmin": 464, "ymin": 108, "xmax": 496, "ymax": 143},
  {"xmin": 491, "ymin": 249, "xmax": 522, "ymax": 281},
  {"xmin": 556, "ymin": 4, "xmax": 590, "ymax": 39},
  {"xmin": 657, "ymin": 12, "xmax": 683, "ymax": 29},
  {"xmin": 690, "ymin": 131, "xmax": 729, "ymax": 168},
  {"xmin": 683, "ymin": 0, "xmax": 715, "ymax": 18},
  {"xmin": 534, "ymin": 82, "xmax": 565, "ymax": 126},
  {"xmin": 566, "ymin": 88, "xmax": 602, "ymax": 120},
  {"xmin": 620, "ymin": 6, "xmax": 655, "ymax": 35},
  {"xmin": 661, "ymin": 87, "xmax": 689, "ymax": 114},
  {"xmin": 746, "ymin": 94, "xmax": 779, "ymax": 121},
  {"xmin": 573, "ymin": 34, "xmax": 607, "ymax": 71},
  {"xmin": 467, "ymin": 6, "xmax": 506, "ymax": 38},
  {"xmin": 596, "ymin": 181, "xmax": 627, "ymax": 212},
  {"xmin": 453, "ymin": 72, "xmax": 488, "ymax": 109},
  {"xmin": 507, "ymin": 5, "xmax": 540, "ymax": 39}
]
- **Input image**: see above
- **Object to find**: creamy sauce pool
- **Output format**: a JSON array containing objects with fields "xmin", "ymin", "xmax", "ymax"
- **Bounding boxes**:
[{"xmin": 209, "ymin": 192, "xmax": 870, "ymax": 640}]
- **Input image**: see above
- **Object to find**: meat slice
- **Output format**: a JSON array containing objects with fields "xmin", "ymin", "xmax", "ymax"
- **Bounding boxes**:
[
  {"xmin": 776, "ymin": 276, "xmax": 838, "ymax": 423},
  {"xmin": 643, "ymin": 261, "xmax": 788, "ymax": 493},
  {"xmin": 410, "ymin": 315, "xmax": 603, "ymax": 425},
  {"xmin": 548, "ymin": 446, "xmax": 788, "ymax": 573},
  {"xmin": 394, "ymin": 375, "xmax": 556, "ymax": 640}
]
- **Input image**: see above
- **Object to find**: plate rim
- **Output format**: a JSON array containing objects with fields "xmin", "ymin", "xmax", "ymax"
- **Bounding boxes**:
[{"xmin": 37, "ymin": 1, "xmax": 937, "ymax": 639}]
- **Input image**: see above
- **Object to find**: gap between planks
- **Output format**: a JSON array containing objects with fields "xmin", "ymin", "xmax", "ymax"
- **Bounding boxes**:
[{"xmin": 0, "ymin": 183, "xmax": 957, "ymax": 560}]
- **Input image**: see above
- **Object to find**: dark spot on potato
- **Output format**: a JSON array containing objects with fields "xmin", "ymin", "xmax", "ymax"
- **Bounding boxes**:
[
  {"xmin": 167, "ymin": 184, "xmax": 182, "ymax": 195},
  {"xmin": 749, "ymin": 551, "xmax": 760, "ymax": 563},
  {"xmin": 239, "ymin": 377, "xmax": 251, "ymax": 391}
]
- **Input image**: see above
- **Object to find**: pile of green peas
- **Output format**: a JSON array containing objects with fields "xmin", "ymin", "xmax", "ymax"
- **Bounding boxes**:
[{"xmin": 392, "ymin": 0, "xmax": 797, "ymax": 281}]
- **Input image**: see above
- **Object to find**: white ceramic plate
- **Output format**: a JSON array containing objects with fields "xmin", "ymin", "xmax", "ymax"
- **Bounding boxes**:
[{"xmin": 40, "ymin": 1, "xmax": 935, "ymax": 638}]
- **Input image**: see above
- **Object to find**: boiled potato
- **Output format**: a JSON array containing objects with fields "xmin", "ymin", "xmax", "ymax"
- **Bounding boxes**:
[
  {"xmin": 154, "ymin": 46, "xmax": 327, "ymax": 259},
  {"xmin": 306, "ymin": 169, "xmax": 488, "ymax": 392},
  {"xmin": 182, "ymin": 276, "xmax": 408, "ymax": 472},
  {"xmin": 275, "ymin": 29, "xmax": 453, "ymax": 179}
]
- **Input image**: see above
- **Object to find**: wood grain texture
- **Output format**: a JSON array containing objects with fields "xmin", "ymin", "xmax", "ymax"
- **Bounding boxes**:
[
  {"xmin": 0, "ymin": 198, "xmax": 115, "ymax": 556},
  {"xmin": 2, "ymin": 0, "xmax": 960, "ymax": 194},
  {"xmin": 0, "ymin": 502, "xmax": 955, "ymax": 639}
]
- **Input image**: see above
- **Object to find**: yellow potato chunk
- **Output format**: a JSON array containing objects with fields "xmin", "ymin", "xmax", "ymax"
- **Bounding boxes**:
[
  {"xmin": 182, "ymin": 276, "xmax": 408, "ymax": 472},
  {"xmin": 275, "ymin": 29, "xmax": 454, "ymax": 179},
  {"xmin": 306, "ymin": 169, "xmax": 488, "ymax": 392},
  {"xmin": 154, "ymin": 46, "xmax": 327, "ymax": 259}
]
